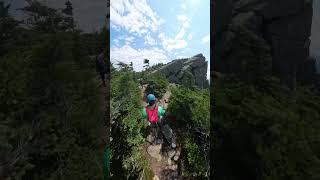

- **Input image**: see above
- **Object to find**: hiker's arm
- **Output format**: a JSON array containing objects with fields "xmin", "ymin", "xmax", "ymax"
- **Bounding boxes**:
[
  {"xmin": 158, "ymin": 106, "xmax": 165, "ymax": 117},
  {"xmin": 141, "ymin": 108, "xmax": 148, "ymax": 120}
]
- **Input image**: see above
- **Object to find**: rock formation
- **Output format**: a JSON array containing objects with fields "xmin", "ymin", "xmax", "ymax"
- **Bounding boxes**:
[
  {"xmin": 152, "ymin": 54, "xmax": 208, "ymax": 88},
  {"xmin": 213, "ymin": 0, "xmax": 315, "ymax": 88}
]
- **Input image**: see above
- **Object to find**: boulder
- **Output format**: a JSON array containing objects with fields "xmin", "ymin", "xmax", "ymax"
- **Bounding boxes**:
[
  {"xmin": 213, "ymin": 0, "xmax": 315, "ymax": 88},
  {"xmin": 152, "ymin": 54, "xmax": 208, "ymax": 88},
  {"xmin": 173, "ymin": 148, "xmax": 181, "ymax": 161},
  {"xmin": 147, "ymin": 144, "xmax": 162, "ymax": 162},
  {"xmin": 167, "ymin": 150, "xmax": 176, "ymax": 159},
  {"xmin": 153, "ymin": 175, "xmax": 160, "ymax": 180}
]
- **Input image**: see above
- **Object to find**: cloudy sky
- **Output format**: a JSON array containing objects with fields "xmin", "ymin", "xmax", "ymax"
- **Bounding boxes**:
[
  {"xmin": 5, "ymin": 0, "xmax": 106, "ymax": 32},
  {"xmin": 110, "ymin": 0, "xmax": 210, "ymax": 79}
]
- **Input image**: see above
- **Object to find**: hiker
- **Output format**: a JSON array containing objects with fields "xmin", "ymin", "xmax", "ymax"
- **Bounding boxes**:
[
  {"xmin": 95, "ymin": 53, "xmax": 107, "ymax": 87},
  {"xmin": 142, "ymin": 94, "xmax": 176, "ymax": 148},
  {"xmin": 142, "ymin": 94, "xmax": 165, "ymax": 143}
]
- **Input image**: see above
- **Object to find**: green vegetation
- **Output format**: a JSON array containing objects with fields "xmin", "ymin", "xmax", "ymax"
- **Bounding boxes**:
[
  {"xmin": 212, "ymin": 75, "xmax": 320, "ymax": 180},
  {"xmin": 111, "ymin": 60, "xmax": 210, "ymax": 178},
  {"xmin": 169, "ymin": 86, "xmax": 210, "ymax": 178},
  {"xmin": 144, "ymin": 73, "xmax": 169, "ymax": 99},
  {"xmin": 212, "ymin": 19, "xmax": 320, "ymax": 180},
  {"xmin": 169, "ymin": 86, "xmax": 210, "ymax": 132},
  {"xmin": 110, "ymin": 67, "xmax": 153, "ymax": 179},
  {"xmin": 0, "ymin": 1, "xmax": 107, "ymax": 179}
]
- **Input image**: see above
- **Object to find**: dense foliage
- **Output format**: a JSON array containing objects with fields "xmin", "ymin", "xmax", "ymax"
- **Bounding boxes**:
[
  {"xmin": 212, "ymin": 75, "xmax": 320, "ymax": 180},
  {"xmin": 168, "ymin": 86, "xmax": 210, "ymax": 178},
  {"xmin": 0, "ymin": 1, "xmax": 107, "ymax": 179},
  {"xmin": 111, "ymin": 60, "xmax": 210, "ymax": 179},
  {"xmin": 110, "ymin": 67, "xmax": 153, "ymax": 179},
  {"xmin": 144, "ymin": 73, "xmax": 169, "ymax": 99}
]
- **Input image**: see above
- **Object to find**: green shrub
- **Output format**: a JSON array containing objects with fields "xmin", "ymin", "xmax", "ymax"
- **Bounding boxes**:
[
  {"xmin": 212, "ymin": 76, "xmax": 320, "ymax": 180},
  {"xmin": 168, "ymin": 86, "xmax": 210, "ymax": 178},
  {"xmin": 183, "ymin": 136, "xmax": 208, "ymax": 177},
  {"xmin": 144, "ymin": 73, "xmax": 169, "ymax": 98},
  {"xmin": 168, "ymin": 86, "xmax": 209, "ymax": 132},
  {"xmin": 110, "ymin": 70, "xmax": 150, "ymax": 179}
]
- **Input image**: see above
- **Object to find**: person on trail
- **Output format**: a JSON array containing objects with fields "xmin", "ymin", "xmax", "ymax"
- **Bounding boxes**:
[
  {"xmin": 142, "ymin": 94, "xmax": 176, "ymax": 148},
  {"xmin": 95, "ymin": 53, "xmax": 107, "ymax": 87},
  {"xmin": 142, "ymin": 94, "xmax": 165, "ymax": 143}
]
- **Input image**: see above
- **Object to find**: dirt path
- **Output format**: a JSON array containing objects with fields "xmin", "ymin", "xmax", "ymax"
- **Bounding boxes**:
[{"xmin": 140, "ymin": 84, "xmax": 182, "ymax": 180}]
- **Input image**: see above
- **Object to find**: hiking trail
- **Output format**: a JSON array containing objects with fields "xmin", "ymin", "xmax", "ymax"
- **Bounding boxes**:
[{"xmin": 140, "ymin": 84, "xmax": 183, "ymax": 180}]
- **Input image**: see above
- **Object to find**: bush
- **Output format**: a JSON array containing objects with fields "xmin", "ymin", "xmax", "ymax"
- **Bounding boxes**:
[
  {"xmin": 212, "ymin": 76, "xmax": 320, "ymax": 180},
  {"xmin": 144, "ymin": 73, "xmax": 169, "ymax": 99},
  {"xmin": 168, "ymin": 86, "xmax": 210, "ymax": 178},
  {"xmin": 110, "ymin": 70, "xmax": 152, "ymax": 179},
  {"xmin": 0, "ymin": 32, "xmax": 105, "ymax": 179},
  {"xmin": 168, "ymin": 86, "xmax": 210, "ymax": 132}
]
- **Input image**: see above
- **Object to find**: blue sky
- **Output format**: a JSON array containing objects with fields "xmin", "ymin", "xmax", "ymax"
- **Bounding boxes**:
[{"xmin": 110, "ymin": 0, "xmax": 210, "ymax": 79}]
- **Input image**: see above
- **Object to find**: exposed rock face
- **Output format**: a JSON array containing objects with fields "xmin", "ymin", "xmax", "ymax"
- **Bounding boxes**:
[
  {"xmin": 213, "ymin": 0, "xmax": 315, "ymax": 88},
  {"xmin": 152, "ymin": 54, "xmax": 208, "ymax": 88}
]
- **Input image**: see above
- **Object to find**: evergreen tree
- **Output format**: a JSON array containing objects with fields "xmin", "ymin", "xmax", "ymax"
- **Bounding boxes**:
[
  {"xmin": 0, "ymin": 2, "xmax": 107, "ymax": 179},
  {"xmin": 143, "ymin": 59, "xmax": 150, "ymax": 70},
  {"xmin": 61, "ymin": 1, "xmax": 75, "ymax": 31}
]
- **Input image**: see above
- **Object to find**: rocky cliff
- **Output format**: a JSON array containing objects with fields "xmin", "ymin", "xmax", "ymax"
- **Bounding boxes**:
[
  {"xmin": 213, "ymin": 0, "xmax": 316, "ymax": 88},
  {"xmin": 151, "ymin": 54, "xmax": 208, "ymax": 88}
]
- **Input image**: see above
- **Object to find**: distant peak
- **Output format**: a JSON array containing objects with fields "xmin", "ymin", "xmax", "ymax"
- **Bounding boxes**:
[{"xmin": 193, "ymin": 53, "xmax": 204, "ymax": 58}]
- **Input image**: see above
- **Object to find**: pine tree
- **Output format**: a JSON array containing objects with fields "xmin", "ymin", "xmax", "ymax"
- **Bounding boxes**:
[
  {"xmin": 62, "ymin": 1, "xmax": 75, "ymax": 31},
  {"xmin": 143, "ymin": 59, "xmax": 150, "ymax": 70}
]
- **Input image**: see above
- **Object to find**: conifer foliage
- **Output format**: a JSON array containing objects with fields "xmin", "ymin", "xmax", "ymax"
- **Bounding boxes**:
[{"xmin": 0, "ymin": 1, "xmax": 107, "ymax": 179}]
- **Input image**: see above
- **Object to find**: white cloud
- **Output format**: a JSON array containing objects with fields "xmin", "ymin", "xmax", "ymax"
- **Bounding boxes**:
[
  {"xmin": 166, "ymin": 39, "xmax": 188, "ymax": 51},
  {"xmin": 110, "ymin": 0, "xmax": 164, "ymax": 36},
  {"xmin": 145, "ymin": 34, "xmax": 156, "ymax": 46},
  {"xmin": 177, "ymin": 14, "xmax": 188, "ymax": 22},
  {"xmin": 126, "ymin": 36, "xmax": 135, "ymax": 43},
  {"xmin": 159, "ymin": 33, "xmax": 188, "ymax": 52},
  {"xmin": 176, "ymin": 55, "xmax": 187, "ymax": 59},
  {"xmin": 189, "ymin": 0, "xmax": 200, "ymax": 8},
  {"xmin": 175, "ymin": 28, "xmax": 186, "ymax": 40},
  {"xmin": 111, "ymin": 45, "xmax": 169, "ymax": 72},
  {"xmin": 201, "ymin": 34, "xmax": 210, "ymax": 44},
  {"xmin": 188, "ymin": 33, "xmax": 193, "ymax": 40},
  {"xmin": 157, "ymin": 15, "xmax": 192, "ymax": 52},
  {"xmin": 113, "ymin": 35, "xmax": 135, "ymax": 45},
  {"xmin": 177, "ymin": 15, "xmax": 191, "ymax": 28},
  {"xmin": 181, "ymin": 3, "xmax": 187, "ymax": 10},
  {"xmin": 182, "ymin": 0, "xmax": 200, "ymax": 11}
]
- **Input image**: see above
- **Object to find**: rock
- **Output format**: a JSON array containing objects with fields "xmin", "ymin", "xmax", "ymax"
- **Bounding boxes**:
[
  {"xmin": 153, "ymin": 175, "xmax": 160, "ymax": 180},
  {"xmin": 161, "ymin": 124, "xmax": 173, "ymax": 140},
  {"xmin": 151, "ymin": 54, "xmax": 208, "ymax": 88},
  {"xmin": 173, "ymin": 149, "xmax": 181, "ymax": 161},
  {"xmin": 147, "ymin": 144, "xmax": 162, "ymax": 162},
  {"xmin": 146, "ymin": 134, "xmax": 155, "ymax": 144},
  {"xmin": 213, "ymin": 0, "xmax": 315, "ymax": 88},
  {"xmin": 169, "ymin": 164, "xmax": 178, "ymax": 171},
  {"xmin": 168, "ymin": 158, "xmax": 173, "ymax": 166},
  {"xmin": 168, "ymin": 150, "xmax": 176, "ymax": 159}
]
